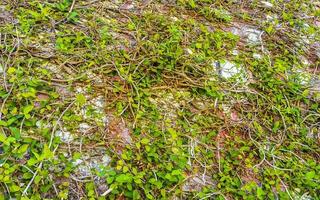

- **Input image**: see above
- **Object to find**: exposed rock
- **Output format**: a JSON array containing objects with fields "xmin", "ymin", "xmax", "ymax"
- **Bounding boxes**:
[
  {"xmin": 55, "ymin": 130, "xmax": 73, "ymax": 143},
  {"xmin": 79, "ymin": 123, "xmax": 91, "ymax": 133},
  {"xmin": 120, "ymin": 1, "xmax": 135, "ymax": 11},
  {"xmin": 182, "ymin": 174, "xmax": 214, "ymax": 192},
  {"xmin": 299, "ymin": 56, "xmax": 310, "ymax": 66},
  {"xmin": 44, "ymin": 63, "xmax": 64, "ymax": 79},
  {"xmin": 185, "ymin": 48, "xmax": 193, "ymax": 55},
  {"xmin": 149, "ymin": 90, "xmax": 191, "ymax": 121},
  {"xmin": 229, "ymin": 25, "xmax": 263, "ymax": 45},
  {"xmin": 232, "ymin": 49, "xmax": 239, "ymax": 56},
  {"xmin": 106, "ymin": 116, "xmax": 132, "ymax": 145},
  {"xmin": 79, "ymin": 95, "xmax": 108, "ymax": 126},
  {"xmin": 266, "ymin": 14, "xmax": 278, "ymax": 22},
  {"xmin": 72, "ymin": 149, "xmax": 111, "ymax": 178},
  {"xmin": 253, "ymin": 53, "xmax": 262, "ymax": 60},
  {"xmin": 214, "ymin": 60, "xmax": 247, "ymax": 81},
  {"xmin": 260, "ymin": 1, "xmax": 273, "ymax": 8},
  {"xmin": 0, "ymin": 5, "xmax": 16, "ymax": 24}
]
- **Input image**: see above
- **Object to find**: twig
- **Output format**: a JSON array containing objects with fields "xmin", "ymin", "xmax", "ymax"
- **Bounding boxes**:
[
  {"xmin": 55, "ymin": 0, "xmax": 76, "ymax": 25},
  {"xmin": 22, "ymin": 101, "xmax": 75, "ymax": 196},
  {"xmin": 0, "ymin": 83, "xmax": 15, "ymax": 120},
  {"xmin": 278, "ymin": 177, "xmax": 294, "ymax": 200},
  {"xmin": 49, "ymin": 100, "xmax": 76, "ymax": 148}
]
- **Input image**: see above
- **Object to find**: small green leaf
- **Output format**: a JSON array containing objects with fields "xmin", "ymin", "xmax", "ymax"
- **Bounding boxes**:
[
  {"xmin": 9, "ymin": 127, "xmax": 21, "ymax": 139},
  {"xmin": 76, "ymin": 94, "xmax": 86, "ymax": 106},
  {"xmin": 23, "ymin": 105, "xmax": 34, "ymax": 119},
  {"xmin": 171, "ymin": 169, "xmax": 182, "ymax": 176},
  {"xmin": 10, "ymin": 184, "xmax": 20, "ymax": 192},
  {"xmin": 17, "ymin": 144, "xmax": 29, "ymax": 154},
  {"xmin": 272, "ymin": 121, "xmax": 280, "ymax": 132},
  {"xmin": 0, "ymin": 132, "xmax": 7, "ymax": 142},
  {"xmin": 68, "ymin": 11, "xmax": 79, "ymax": 22},
  {"xmin": 195, "ymin": 43, "xmax": 202, "ymax": 48},
  {"xmin": 116, "ymin": 174, "xmax": 133, "ymax": 183},
  {"xmin": 7, "ymin": 67, "xmax": 16, "ymax": 74},
  {"xmin": 0, "ymin": 120, "xmax": 7, "ymax": 127},
  {"xmin": 305, "ymin": 171, "xmax": 315, "ymax": 180},
  {"xmin": 257, "ymin": 187, "xmax": 265, "ymax": 199},
  {"xmin": 41, "ymin": 144, "xmax": 54, "ymax": 160},
  {"xmin": 141, "ymin": 138, "xmax": 150, "ymax": 145}
]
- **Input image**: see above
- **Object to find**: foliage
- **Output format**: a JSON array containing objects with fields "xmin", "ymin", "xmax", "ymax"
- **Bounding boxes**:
[{"xmin": 0, "ymin": 0, "xmax": 319, "ymax": 199}]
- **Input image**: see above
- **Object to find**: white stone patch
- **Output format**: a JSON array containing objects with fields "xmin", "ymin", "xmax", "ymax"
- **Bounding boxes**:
[
  {"xmin": 36, "ymin": 120, "xmax": 52, "ymax": 129},
  {"xmin": 185, "ymin": 48, "xmax": 193, "ymax": 55},
  {"xmin": 80, "ymin": 107, "xmax": 88, "ymax": 119},
  {"xmin": 102, "ymin": 116, "xmax": 109, "ymax": 125},
  {"xmin": 301, "ymin": 36, "xmax": 311, "ymax": 45},
  {"xmin": 75, "ymin": 86, "xmax": 87, "ymax": 94},
  {"xmin": 220, "ymin": 61, "xmax": 240, "ymax": 79},
  {"xmin": 101, "ymin": 154, "xmax": 111, "ymax": 165},
  {"xmin": 310, "ymin": 78, "xmax": 320, "ymax": 93},
  {"xmin": 246, "ymin": 28, "xmax": 263, "ymax": 45},
  {"xmin": 79, "ymin": 123, "xmax": 91, "ymax": 133},
  {"xmin": 0, "ymin": 65, "xmax": 3, "ymax": 73},
  {"xmin": 171, "ymin": 16, "xmax": 179, "ymax": 22},
  {"xmin": 232, "ymin": 49, "xmax": 239, "ymax": 56},
  {"xmin": 295, "ymin": 69, "xmax": 311, "ymax": 86},
  {"xmin": 260, "ymin": 1, "xmax": 273, "ymax": 8},
  {"xmin": 36, "ymin": 120, "xmax": 43, "ymax": 128},
  {"xmin": 266, "ymin": 14, "xmax": 277, "ymax": 22},
  {"xmin": 214, "ymin": 60, "xmax": 247, "ymax": 81},
  {"xmin": 182, "ymin": 174, "xmax": 214, "ymax": 192},
  {"xmin": 148, "ymin": 91, "xmax": 190, "ymax": 121},
  {"xmin": 299, "ymin": 56, "xmax": 310, "ymax": 66},
  {"xmin": 253, "ymin": 53, "xmax": 262, "ymax": 60},
  {"xmin": 87, "ymin": 72, "xmax": 103, "ymax": 83},
  {"xmin": 73, "ymin": 154, "xmax": 111, "ymax": 177},
  {"xmin": 55, "ymin": 130, "xmax": 73, "ymax": 143},
  {"xmin": 222, "ymin": 103, "xmax": 232, "ymax": 113},
  {"xmin": 79, "ymin": 95, "xmax": 107, "ymax": 125},
  {"xmin": 230, "ymin": 25, "xmax": 263, "ymax": 45},
  {"xmin": 44, "ymin": 63, "xmax": 63, "ymax": 79},
  {"xmin": 293, "ymin": 191, "xmax": 313, "ymax": 200},
  {"xmin": 91, "ymin": 96, "xmax": 105, "ymax": 110}
]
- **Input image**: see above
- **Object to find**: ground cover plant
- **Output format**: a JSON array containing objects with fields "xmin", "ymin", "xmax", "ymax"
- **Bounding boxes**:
[{"xmin": 0, "ymin": 0, "xmax": 319, "ymax": 199}]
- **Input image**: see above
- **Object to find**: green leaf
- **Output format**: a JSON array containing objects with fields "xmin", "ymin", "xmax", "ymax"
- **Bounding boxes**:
[
  {"xmin": 17, "ymin": 144, "xmax": 29, "ymax": 154},
  {"xmin": 10, "ymin": 184, "xmax": 20, "ymax": 192},
  {"xmin": 257, "ymin": 187, "xmax": 265, "ymax": 199},
  {"xmin": 171, "ymin": 169, "xmax": 182, "ymax": 176},
  {"xmin": 272, "ymin": 121, "xmax": 280, "ymax": 133},
  {"xmin": 141, "ymin": 138, "xmax": 150, "ymax": 145},
  {"xmin": 146, "ymin": 193, "xmax": 153, "ymax": 199},
  {"xmin": 76, "ymin": 94, "xmax": 86, "ymax": 106},
  {"xmin": 27, "ymin": 157, "xmax": 38, "ymax": 166},
  {"xmin": 23, "ymin": 105, "xmax": 34, "ymax": 114},
  {"xmin": 305, "ymin": 171, "xmax": 315, "ymax": 180},
  {"xmin": 107, "ymin": 177, "xmax": 114, "ymax": 184},
  {"xmin": 9, "ymin": 127, "xmax": 21, "ymax": 139},
  {"xmin": 168, "ymin": 128, "xmax": 177, "ymax": 139},
  {"xmin": 7, "ymin": 67, "xmax": 16, "ymax": 74},
  {"xmin": 23, "ymin": 105, "xmax": 34, "ymax": 119},
  {"xmin": 195, "ymin": 43, "xmax": 202, "ymax": 49},
  {"xmin": 41, "ymin": 144, "xmax": 54, "ymax": 160},
  {"xmin": 133, "ymin": 190, "xmax": 140, "ymax": 199},
  {"xmin": 7, "ymin": 117, "xmax": 19, "ymax": 126},
  {"xmin": 188, "ymin": 0, "xmax": 196, "ymax": 8},
  {"xmin": 0, "ymin": 132, "xmax": 7, "ymax": 142},
  {"xmin": 0, "ymin": 120, "xmax": 7, "ymax": 127},
  {"xmin": 116, "ymin": 174, "xmax": 133, "ymax": 183}
]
